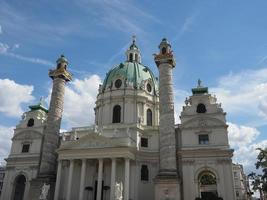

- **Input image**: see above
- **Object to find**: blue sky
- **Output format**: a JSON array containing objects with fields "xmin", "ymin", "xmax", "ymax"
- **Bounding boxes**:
[{"xmin": 1, "ymin": 0, "xmax": 267, "ymax": 175}]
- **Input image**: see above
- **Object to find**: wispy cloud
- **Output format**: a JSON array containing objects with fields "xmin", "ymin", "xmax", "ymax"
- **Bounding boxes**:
[
  {"xmin": 257, "ymin": 55, "xmax": 267, "ymax": 65},
  {"xmin": 77, "ymin": 0, "xmax": 160, "ymax": 36},
  {"xmin": 4, "ymin": 52, "xmax": 53, "ymax": 66},
  {"xmin": 0, "ymin": 25, "xmax": 2, "ymax": 34},
  {"xmin": 0, "ymin": 42, "xmax": 53, "ymax": 66},
  {"xmin": 173, "ymin": 13, "xmax": 198, "ymax": 42},
  {"xmin": 88, "ymin": 41, "xmax": 130, "ymax": 70}
]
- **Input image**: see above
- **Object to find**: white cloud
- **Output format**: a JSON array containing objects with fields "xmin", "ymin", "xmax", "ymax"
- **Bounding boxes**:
[
  {"xmin": 46, "ymin": 75, "xmax": 101, "ymax": 129},
  {"xmin": 233, "ymin": 140, "xmax": 267, "ymax": 173},
  {"xmin": 0, "ymin": 25, "xmax": 2, "ymax": 34},
  {"xmin": 0, "ymin": 79, "xmax": 34, "ymax": 117},
  {"xmin": 0, "ymin": 42, "xmax": 9, "ymax": 53},
  {"xmin": 209, "ymin": 68, "xmax": 267, "ymax": 126},
  {"xmin": 227, "ymin": 122, "xmax": 266, "ymax": 173},
  {"xmin": 228, "ymin": 122, "xmax": 260, "ymax": 148},
  {"xmin": 0, "ymin": 125, "xmax": 13, "ymax": 165}
]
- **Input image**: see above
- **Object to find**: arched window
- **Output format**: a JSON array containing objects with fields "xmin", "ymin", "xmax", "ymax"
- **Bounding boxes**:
[
  {"xmin": 135, "ymin": 54, "xmax": 138, "ymax": 61},
  {"xmin": 198, "ymin": 171, "xmax": 218, "ymax": 199},
  {"xmin": 129, "ymin": 53, "xmax": 133, "ymax": 62},
  {"xmin": 161, "ymin": 47, "xmax": 167, "ymax": 54},
  {"xmin": 197, "ymin": 103, "xmax": 206, "ymax": 113},
  {"xmin": 27, "ymin": 118, "xmax": 34, "ymax": 127},
  {"xmin": 13, "ymin": 175, "xmax": 26, "ymax": 200},
  {"xmin": 199, "ymin": 173, "xmax": 216, "ymax": 185},
  {"xmin": 141, "ymin": 165, "xmax": 149, "ymax": 181},
  {"xmin": 147, "ymin": 109, "xmax": 152, "ymax": 126},
  {"xmin": 146, "ymin": 83, "xmax": 152, "ymax": 92},
  {"xmin": 112, "ymin": 105, "xmax": 121, "ymax": 123}
]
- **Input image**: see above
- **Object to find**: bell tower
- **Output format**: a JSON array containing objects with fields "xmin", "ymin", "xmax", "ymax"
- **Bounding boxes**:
[
  {"xmin": 126, "ymin": 35, "xmax": 141, "ymax": 63},
  {"xmin": 154, "ymin": 38, "xmax": 181, "ymax": 200}
]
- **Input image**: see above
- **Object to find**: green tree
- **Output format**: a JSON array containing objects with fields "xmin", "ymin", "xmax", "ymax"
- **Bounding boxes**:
[
  {"xmin": 249, "ymin": 148, "xmax": 267, "ymax": 200},
  {"xmin": 248, "ymin": 172, "xmax": 264, "ymax": 199},
  {"xmin": 256, "ymin": 148, "xmax": 267, "ymax": 198}
]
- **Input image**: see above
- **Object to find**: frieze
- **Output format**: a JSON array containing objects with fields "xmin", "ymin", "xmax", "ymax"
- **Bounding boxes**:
[
  {"xmin": 182, "ymin": 160, "xmax": 195, "ymax": 165},
  {"xmin": 216, "ymin": 158, "xmax": 232, "ymax": 164}
]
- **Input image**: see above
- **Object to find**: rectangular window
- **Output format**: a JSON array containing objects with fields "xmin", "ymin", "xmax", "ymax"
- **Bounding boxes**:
[
  {"xmin": 199, "ymin": 134, "xmax": 209, "ymax": 145},
  {"xmin": 141, "ymin": 165, "xmax": 149, "ymax": 181},
  {"xmin": 141, "ymin": 137, "xmax": 148, "ymax": 147},
  {"xmin": 22, "ymin": 144, "xmax": 30, "ymax": 153},
  {"xmin": 234, "ymin": 172, "xmax": 238, "ymax": 178}
]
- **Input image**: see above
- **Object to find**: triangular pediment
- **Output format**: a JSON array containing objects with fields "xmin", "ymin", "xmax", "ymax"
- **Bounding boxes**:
[
  {"xmin": 59, "ymin": 133, "xmax": 125, "ymax": 150},
  {"xmin": 181, "ymin": 116, "xmax": 226, "ymax": 129}
]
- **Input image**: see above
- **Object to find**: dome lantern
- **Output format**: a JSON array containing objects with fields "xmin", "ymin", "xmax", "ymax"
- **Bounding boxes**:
[{"xmin": 126, "ymin": 35, "xmax": 141, "ymax": 63}]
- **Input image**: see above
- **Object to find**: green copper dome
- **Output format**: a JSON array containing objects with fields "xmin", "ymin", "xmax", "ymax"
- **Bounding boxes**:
[{"xmin": 102, "ymin": 61, "xmax": 159, "ymax": 95}]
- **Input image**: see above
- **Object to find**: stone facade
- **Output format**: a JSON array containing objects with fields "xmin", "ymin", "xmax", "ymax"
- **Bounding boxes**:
[
  {"xmin": 1, "ymin": 38, "xmax": 238, "ymax": 200},
  {"xmin": 233, "ymin": 164, "xmax": 251, "ymax": 200},
  {"xmin": 0, "ymin": 166, "xmax": 5, "ymax": 198},
  {"xmin": 0, "ymin": 101, "xmax": 47, "ymax": 200}
]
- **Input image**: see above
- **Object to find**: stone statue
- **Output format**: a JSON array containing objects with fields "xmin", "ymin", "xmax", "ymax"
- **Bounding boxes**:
[
  {"xmin": 39, "ymin": 183, "xmax": 50, "ymax": 200},
  {"xmin": 115, "ymin": 182, "xmax": 123, "ymax": 200},
  {"xmin": 197, "ymin": 79, "xmax": 202, "ymax": 87},
  {"xmin": 185, "ymin": 97, "xmax": 189, "ymax": 106}
]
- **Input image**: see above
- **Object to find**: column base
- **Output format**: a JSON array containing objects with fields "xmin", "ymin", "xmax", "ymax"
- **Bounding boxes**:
[{"xmin": 154, "ymin": 172, "xmax": 181, "ymax": 200}]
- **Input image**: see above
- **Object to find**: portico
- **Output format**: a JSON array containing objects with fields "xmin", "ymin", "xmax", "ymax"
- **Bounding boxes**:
[{"xmin": 54, "ymin": 133, "xmax": 135, "ymax": 200}]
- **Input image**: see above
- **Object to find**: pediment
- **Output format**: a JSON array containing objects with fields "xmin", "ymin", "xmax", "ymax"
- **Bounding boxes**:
[
  {"xmin": 181, "ymin": 116, "xmax": 226, "ymax": 129},
  {"xmin": 59, "ymin": 133, "xmax": 124, "ymax": 150},
  {"xmin": 13, "ymin": 130, "xmax": 42, "ymax": 140}
]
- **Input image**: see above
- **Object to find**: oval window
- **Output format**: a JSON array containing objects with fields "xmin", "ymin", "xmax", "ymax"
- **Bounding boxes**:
[
  {"xmin": 115, "ymin": 79, "xmax": 122, "ymax": 88},
  {"xmin": 161, "ymin": 47, "xmax": 167, "ymax": 54},
  {"xmin": 146, "ymin": 83, "xmax": 152, "ymax": 92},
  {"xmin": 197, "ymin": 103, "xmax": 206, "ymax": 113}
]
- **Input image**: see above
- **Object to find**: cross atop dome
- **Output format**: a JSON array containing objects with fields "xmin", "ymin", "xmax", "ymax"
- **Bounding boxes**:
[{"xmin": 126, "ymin": 35, "xmax": 141, "ymax": 63}]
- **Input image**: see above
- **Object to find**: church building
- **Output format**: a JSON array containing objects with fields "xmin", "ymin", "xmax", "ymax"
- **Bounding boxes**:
[{"xmin": 0, "ymin": 38, "xmax": 236, "ymax": 200}]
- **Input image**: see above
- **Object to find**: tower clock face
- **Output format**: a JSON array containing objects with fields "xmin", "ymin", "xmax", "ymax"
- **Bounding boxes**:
[{"xmin": 115, "ymin": 79, "xmax": 122, "ymax": 88}]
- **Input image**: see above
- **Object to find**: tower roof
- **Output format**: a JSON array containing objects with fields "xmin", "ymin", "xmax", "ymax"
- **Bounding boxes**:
[
  {"xmin": 129, "ymin": 35, "xmax": 139, "ymax": 50},
  {"xmin": 125, "ymin": 36, "xmax": 141, "ymax": 63},
  {"xmin": 56, "ymin": 54, "xmax": 68, "ymax": 65},
  {"xmin": 28, "ymin": 97, "xmax": 48, "ymax": 113},
  {"xmin": 191, "ymin": 79, "xmax": 208, "ymax": 95}
]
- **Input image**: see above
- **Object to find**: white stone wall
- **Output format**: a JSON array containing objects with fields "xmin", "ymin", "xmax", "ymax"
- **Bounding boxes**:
[
  {"xmin": 95, "ymin": 89, "xmax": 159, "ymax": 127},
  {"xmin": 0, "ymin": 108, "xmax": 46, "ymax": 200},
  {"xmin": 179, "ymin": 92, "xmax": 236, "ymax": 200}
]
